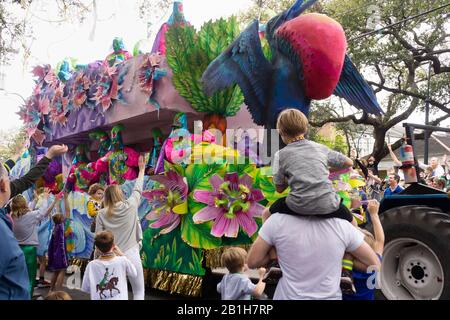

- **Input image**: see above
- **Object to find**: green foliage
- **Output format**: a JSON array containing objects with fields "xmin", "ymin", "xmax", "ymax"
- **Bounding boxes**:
[
  {"xmin": 0, "ymin": 128, "xmax": 27, "ymax": 163},
  {"xmin": 184, "ymin": 162, "xmax": 226, "ymax": 191},
  {"xmin": 238, "ymin": 0, "xmax": 297, "ymax": 26},
  {"xmin": 153, "ymin": 238, "xmax": 183, "ymax": 270},
  {"xmin": 323, "ymin": 0, "xmax": 449, "ymax": 113},
  {"xmin": 182, "ymin": 197, "xmax": 222, "ymax": 250},
  {"xmin": 308, "ymin": 0, "xmax": 450, "ymax": 160},
  {"xmin": 188, "ymin": 250, "xmax": 204, "ymax": 275},
  {"xmin": 254, "ymin": 167, "xmax": 289, "ymax": 205},
  {"xmin": 309, "ymin": 127, "xmax": 349, "ymax": 155},
  {"xmin": 164, "ymin": 160, "xmax": 185, "ymax": 177},
  {"xmin": 142, "ymin": 224, "xmax": 205, "ymax": 276},
  {"xmin": 165, "ymin": 16, "xmax": 244, "ymax": 117}
]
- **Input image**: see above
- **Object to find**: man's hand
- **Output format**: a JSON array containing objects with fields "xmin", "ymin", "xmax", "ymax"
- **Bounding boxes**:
[
  {"xmin": 45, "ymin": 144, "xmax": 68, "ymax": 159},
  {"xmin": 368, "ymin": 199, "xmax": 380, "ymax": 217}
]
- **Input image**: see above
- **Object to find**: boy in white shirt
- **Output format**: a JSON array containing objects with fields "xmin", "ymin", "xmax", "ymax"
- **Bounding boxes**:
[{"xmin": 82, "ymin": 230, "xmax": 137, "ymax": 300}]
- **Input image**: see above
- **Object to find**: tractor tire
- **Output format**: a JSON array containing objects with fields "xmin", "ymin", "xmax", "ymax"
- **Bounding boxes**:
[{"xmin": 378, "ymin": 205, "xmax": 450, "ymax": 300}]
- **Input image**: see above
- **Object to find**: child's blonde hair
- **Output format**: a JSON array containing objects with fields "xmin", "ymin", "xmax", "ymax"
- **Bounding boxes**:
[
  {"xmin": 276, "ymin": 109, "xmax": 309, "ymax": 139},
  {"xmin": 221, "ymin": 247, "xmax": 247, "ymax": 273},
  {"xmin": 11, "ymin": 195, "xmax": 30, "ymax": 218},
  {"xmin": 45, "ymin": 291, "xmax": 72, "ymax": 300},
  {"xmin": 103, "ymin": 184, "xmax": 125, "ymax": 218}
]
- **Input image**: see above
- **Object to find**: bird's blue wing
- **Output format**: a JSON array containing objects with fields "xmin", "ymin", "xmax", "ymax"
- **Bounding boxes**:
[
  {"xmin": 334, "ymin": 55, "xmax": 383, "ymax": 115},
  {"xmin": 266, "ymin": 0, "xmax": 317, "ymax": 46},
  {"xmin": 201, "ymin": 20, "xmax": 273, "ymax": 126}
]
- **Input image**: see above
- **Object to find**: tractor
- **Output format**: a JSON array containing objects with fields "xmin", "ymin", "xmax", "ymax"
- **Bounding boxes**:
[{"xmin": 377, "ymin": 123, "xmax": 450, "ymax": 300}]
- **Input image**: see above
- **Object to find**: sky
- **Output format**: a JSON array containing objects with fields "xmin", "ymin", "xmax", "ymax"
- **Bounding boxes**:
[
  {"xmin": 0, "ymin": 0, "xmax": 446, "ymax": 134},
  {"xmin": 0, "ymin": 0, "xmax": 252, "ymax": 131}
]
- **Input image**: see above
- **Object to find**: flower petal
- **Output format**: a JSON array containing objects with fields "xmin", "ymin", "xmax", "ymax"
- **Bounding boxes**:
[
  {"xmin": 142, "ymin": 189, "xmax": 167, "ymax": 200},
  {"xmin": 236, "ymin": 211, "xmax": 258, "ymax": 237},
  {"xmin": 248, "ymin": 189, "xmax": 264, "ymax": 202},
  {"xmin": 209, "ymin": 174, "xmax": 224, "ymax": 192},
  {"xmin": 193, "ymin": 206, "xmax": 223, "ymax": 224},
  {"xmin": 193, "ymin": 190, "xmax": 215, "ymax": 206},
  {"xmin": 224, "ymin": 217, "xmax": 239, "ymax": 238},
  {"xmin": 150, "ymin": 174, "xmax": 174, "ymax": 188},
  {"xmin": 145, "ymin": 210, "xmax": 160, "ymax": 221},
  {"xmin": 159, "ymin": 218, "xmax": 180, "ymax": 235},
  {"xmin": 240, "ymin": 174, "xmax": 253, "ymax": 189},
  {"xmin": 248, "ymin": 202, "xmax": 265, "ymax": 217},
  {"xmin": 225, "ymin": 172, "xmax": 239, "ymax": 191},
  {"xmin": 211, "ymin": 214, "xmax": 229, "ymax": 238},
  {"xmin": 150, "ymin": 211, "xmax": 178, "ymax": 229}
]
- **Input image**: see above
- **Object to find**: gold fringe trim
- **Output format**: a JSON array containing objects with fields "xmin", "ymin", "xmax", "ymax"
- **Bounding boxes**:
[
  {"xmin": 147, "ymin": 269, "xmax": 203, "ymax": 297},
  {"xmin": 68, "ymin": 257, "xmax": 89, "ymax": 269},
  {"xmin": 204, "ymin": 245, "xmax": 252, "ymax": 269}
]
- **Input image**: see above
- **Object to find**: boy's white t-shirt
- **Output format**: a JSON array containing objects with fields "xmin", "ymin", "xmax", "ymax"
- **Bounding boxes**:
[{"xmin": 82, "ymin": 256, "xmax": 137, "ymax": 300}]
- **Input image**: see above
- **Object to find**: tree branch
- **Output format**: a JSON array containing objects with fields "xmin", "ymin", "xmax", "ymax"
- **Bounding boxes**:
[
  {"xmin": 374, "ymin": 63, "xmax": 385, "ymax": 94},
  {"xmin": 430, "ymin": 113, "xmax": 450, "ymax": 127},
  {"xmin": 367, "ymin": 81, "xmax": 450, "ymax": 114},
  {"xmin": 310, "ymin": 111, "xmax": 379, "ymax": 128},
  {"xmin": 384, "ymin": 97, "xmax": 420, "ymax": 129}
]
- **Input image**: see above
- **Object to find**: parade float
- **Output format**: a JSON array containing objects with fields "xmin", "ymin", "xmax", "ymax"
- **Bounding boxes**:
[{"xmin": 13, "ymin": 0, "xmax": 382, "ymax": 297}]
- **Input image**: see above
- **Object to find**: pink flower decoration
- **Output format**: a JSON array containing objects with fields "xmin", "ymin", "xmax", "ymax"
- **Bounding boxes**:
[
  {"xmin": 143, "ymin": 170, "xmax": 188, "ymax": 235},
  {"xmin": 193, "ymin": 173, "xmax": 265, "ymax": 238}
]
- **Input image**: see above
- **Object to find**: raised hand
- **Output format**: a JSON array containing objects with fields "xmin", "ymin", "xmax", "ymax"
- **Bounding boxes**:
[
  {"xmin": 45, "ymin": 144, "xmax": 69, "ymax": 159},
  {"xmin": 368, "ymin": 199, "xmax": 380, "ymax": 217},
  {"xmin": 138, "ymin": 154, "xmax": 146, "ymax": 172}
]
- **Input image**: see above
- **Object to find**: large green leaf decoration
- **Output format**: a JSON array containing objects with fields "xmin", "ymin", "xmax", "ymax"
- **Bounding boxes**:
[
  {"xmin": 185, "ymin": 162, "xmax": 226, "ymax": 191},
  {"xmin": 226, "ymin": 163, "xmax": 257, "ymax": 180},
  {"xmin": 142, "ymin": 224, "xmax": 205, "ymax": 276},
  {"xmin": 166, "ymin": 16, "xmax": 244, "ymax": 117},
  {"xmin": 254, "ymin": 166, "xmax": 290, "ymax": 206},
  {"xmin": 164, "ymin": 160, "xmax": 185, "ymax": 177},
  {"xmin": 181, "ymin": 196, "xmax": 222, "ymax": 250},
  {"xmin": 181, "ymin": 163, "xmax": 226, "ymax": 249}
]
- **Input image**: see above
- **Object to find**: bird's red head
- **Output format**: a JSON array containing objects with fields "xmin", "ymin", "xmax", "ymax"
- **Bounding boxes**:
[{"xmin": 276, "ymin": 13, "xmax": 347, "ymax": 100}]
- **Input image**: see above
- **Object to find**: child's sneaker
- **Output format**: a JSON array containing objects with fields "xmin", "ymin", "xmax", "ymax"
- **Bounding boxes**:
[
  {"xmin": 37, "ymin": 278, "xmax": 51, "ymax": 288},
  {"xmin": 340, "ymin": 269, "xmax": 356, "ymax": 295}
]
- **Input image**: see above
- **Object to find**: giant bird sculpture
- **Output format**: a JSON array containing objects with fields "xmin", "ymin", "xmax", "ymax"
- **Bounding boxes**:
[{"xmin": 201, "ymin": 0, "xmax": 383, "ymax": 130}]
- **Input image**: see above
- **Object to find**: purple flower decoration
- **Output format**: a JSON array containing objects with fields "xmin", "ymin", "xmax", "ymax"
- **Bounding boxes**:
[
  {"xmin": 143, "ymin": 170, "xmax": 188, "ymax": 235},
  {"xmin": 193, "ymin": 173, "xmax": 265, "ymax": 238}
]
